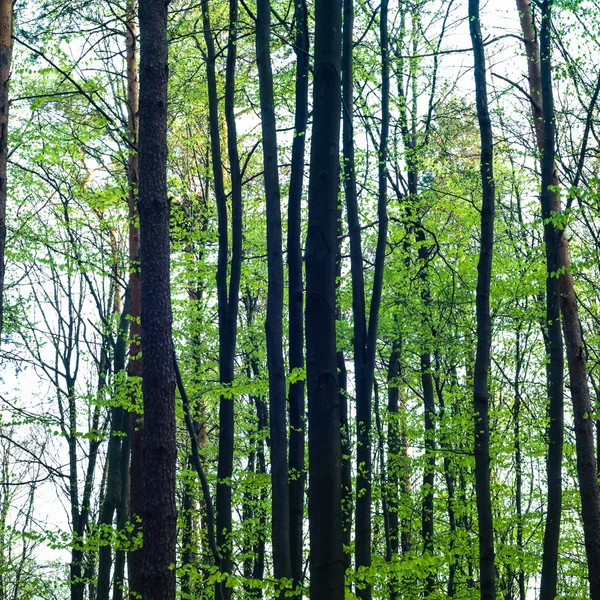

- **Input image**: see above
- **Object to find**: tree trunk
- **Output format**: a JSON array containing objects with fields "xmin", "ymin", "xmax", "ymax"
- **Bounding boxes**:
[
  {"xmin": 306, "ymin": 1, "xmax": 345, "ymax": 598},
  {"xmin": 287, "ymin": 1, "xmax": 309, "ymax": 594},
  {"xmin": 96, "ymin": 293, "xmax": 130, "ymax": 600},
  {"xmin": 0, "ymin": 0, "xmax": 10, "ymax": 342},
  {"xmin": 469, "ymin": 2, "xmax": 497, "ymax": 598},
  {"xmin": 342, "ymin": 1, "xmax": 390, "ymax": 594},
  {"xmin": 125, "ymin": 0, "xmax": 143, "ymax": 594},
  {"xmin": 514, "ymin": 4, "xmax": 563, "ymax": 597},
  {"xmin": 201, "ymin": 0, "xmax": 243, "ymax": 594},
  {"xmin": 138, "ymin": 1, "xmax": 177, "ymax": 599},
  {"xmin": 255, "ymin": 1, "xmax": 292, "ymax": 593}
]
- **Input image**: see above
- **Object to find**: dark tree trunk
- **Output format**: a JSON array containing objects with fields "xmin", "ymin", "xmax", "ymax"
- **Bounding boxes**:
[
  {"xmin": 287, "ymin": 1, "xmax": 309, "ymax": 594},
  {"xmin": 386, "ymin": 346, "xmax": 401, "ymax": 578},
  {"xmin": 96, "ymin": 293, "xmax": 130, "ymax": 600},
  {"xmin": 469, "ymin": 2, "xmax": 497, "ymax": 598},
  {"xmin": 514, "ymin": 4, "xmax": 563, "ymax": 598},
  {"xmin": 305, "ymin": 1, "xmax": 345, "ymax": 598},
  {"xmin": 125, "ymin": 0, "xmax": 142, "ymax": 593},
  {"xmin": 336, "ymin": 189, "xmax": 352, "ymax": 579},
  {"xmin": 0, "ymin": 0, "xmax": 10, "ymax": 341},
  {"xmin": 138, "ymin": 1, "xmax": 177, "ymax": 599},
  {"xmin": 342, "ymin": 1, "xmax": 389, "ymax": 595},
  {"xmin": 435, "ymin": 366, "xmax": 456, "ymax": 598},
  {"xmin": 540, "ymin": 3, "xmax": 600, "ymax": 596},
  {"xmin": 338, "ymin": 0, "xmax": 364, "ymax": 592},
  {"xmin": 202, "ymin": 0, "xmax": 243, "ymax": 595},
  {"xmin": 98, "ymin": 5, "xmax": 138, "ymax": 596},
  {"xmin": 255, "ymin": 1, "xmax": 292, "ymax": 593},
  {"xmin": 513, "ymin": 326, "xmax": 526, "ymax": 600}
]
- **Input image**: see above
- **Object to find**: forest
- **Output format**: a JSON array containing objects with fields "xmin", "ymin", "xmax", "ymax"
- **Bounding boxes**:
[{"xmin": 1, "ymin": 0, "xmax": 600, "ymax": 598}]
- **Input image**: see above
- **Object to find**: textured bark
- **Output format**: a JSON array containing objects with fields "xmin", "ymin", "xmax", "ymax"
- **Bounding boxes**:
[
  {"xmin": 138, "ymin": 1, "xmax": 177, "ymax": 599},
  {"xmin": 469, "ymin": 2, "xmax": 497, "ymax": 598},
  {"xmin": 0, "ymin": 0, "xmax": 10, "ymax": 342},
  {"xmin": 287, "ymin": 1, "xmax": 309, "ymax": 593},
  {"xmin": 305, "ymin": 1, "xmax": 345, "ymax": 598},
  {"xmin": 255, "ymin": 0, "xmax": 292, "ymax": 592}
]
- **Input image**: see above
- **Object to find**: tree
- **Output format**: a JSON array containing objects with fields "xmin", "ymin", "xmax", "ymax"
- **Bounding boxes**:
[
  {"xmin": 469, "ymin": 1, "xmax": 497, "ymax": 597},
  {"xmin": 138, "ymin": 1, "xmax": 177, "ymax": 599},
  {"xmin": 255, "ymin": 0, "xmax": 292, "ymax": 594},
  {"xmin": 305, "ymin": 0, "xmax": 345, "ymax": 598}
]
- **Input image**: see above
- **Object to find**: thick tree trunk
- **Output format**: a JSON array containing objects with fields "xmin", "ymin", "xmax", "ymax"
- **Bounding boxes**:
[
  {"xmin": 0, "ymin": 0, "xmax": 10, "ymax": 342},
  {"xmin": 306, "ymin": 1, "xmax": 345, "ymax": 598},
  {"xmin": 138, "ymin": 1, "xmax": 177, "ymax": 599},
  {"xmin": 469, "ymin": 2, "xmax": 497, "ymax": 598},
  {"xmin": 287, "ymin": 1, "xmax": 309, "ymax": 594},
  {"xmin": 255, "ymin": 1, "xmax": 292, "ymax": 593}
]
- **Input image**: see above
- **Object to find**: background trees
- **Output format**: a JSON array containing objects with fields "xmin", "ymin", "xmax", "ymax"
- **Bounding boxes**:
[{"xmin": 2, "ymin": 0, "xmax": 600, "ymax": 599}]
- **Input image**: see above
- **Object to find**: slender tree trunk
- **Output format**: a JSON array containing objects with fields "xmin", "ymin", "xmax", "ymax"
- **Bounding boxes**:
[
  {"xmin": 386, "ymin": 346, "xmax": 401, "ymax": 586},
  {"xmin": 518, "ymin": 2, "xmax": 600, "ymax": 596},
  {"xmin": 539, "ymin": 3, "xmax": 600, "ymax": 596},
  {"xmin": 341, "ymin": 2, "xmax": 368, "ymax": 589},
  {"xmin": 125, "ymin": 0, "xmax": 143, "ymax": 594},
  {"xmin": 336, "ymin": 195, "xmax": 352, "ymax": 579},
  {"xmin": 287, "ymin": 1, "xmax": 309, "ymax": 594},
  {"xmin": 435, "ymin": 368, "xmax": 456, "ymax": 598},
  {"xmin": 342, "ymin": 1, "xmax": 389, "ymax": 594},
  {"xmin": 306, "ymin": 1, "xmax": 345, "ymax": 598},
  {"xmin": 138, "ymin": 1, "xmax": 177, "ymax": 598},
  {"xmin": 514, "ymin": 4, "xmax": 563, "ymax": 597},
  {"xmin": 96, "ymin": 294, "xmax": 130, "ymax": 600},
  {"xmin": 469, "ymin": 2, "xmax": 497, "ymax": 598},
  {"xmin": 255, "ymin": 1, "xmax": 292, "ymax": 592},
  {"xmin": 201, "ymin": 0, "xmax": 243, "ymax": 595},
  {"xmin": 0, "ymin": 0, "xmax": 10, "ymax": 342},
  {"xmin": 396, "ymin": 10, "xmax": 436, "ymax": 585},
  {"xmin": 514, "ymin": 326, "xmax": 526, "ymax": 600}
]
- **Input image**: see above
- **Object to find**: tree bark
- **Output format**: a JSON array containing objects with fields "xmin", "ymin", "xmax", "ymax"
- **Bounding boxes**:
[
  {"xmin": 469, "ymin": 2, "xmax": 497, "ymax": 598},
  {"xmin": 287, "ymin": 1, "xmax": 309, "ymax": 594},
  {"xmin": 255, "ymin": 1, "xmax": 292, "ymax": 593},
  {"xmin": 306, "ymin": 1, "xmax": 345, "ymax": 598},
  {"xmin": 138, "ymin": 1, "xmax": 177, "ymax": 599}
]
